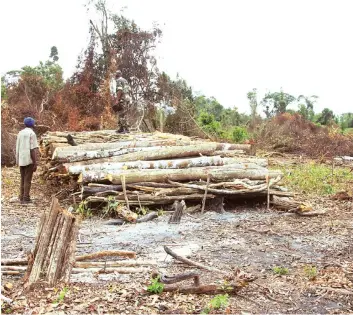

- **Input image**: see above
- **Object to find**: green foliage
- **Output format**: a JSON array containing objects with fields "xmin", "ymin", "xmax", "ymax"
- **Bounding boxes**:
[
  {"xmin": 102, "ymin": 196, "xmax": 120, "ymax": 217},
  {"xmin": 303, "ymin": 265, "xmax": 317, "ymax": 280},
  {"xmin": 21, "ymin": 60, "xmax": 63, "ymax": 91},
  {"xmin": 339, "ymin": 112, "xmax": 353, "ymax": 130},
  {"xmin": 202, "ymin": 294, "xmax": 229, "ymax": 314},
  {"xmin": 54, "ymin": 287, "xmax": 69, "ymax": 304},
  {"xmin": 316, "ymin": 108, "xmax": 335, "ymax": 125},
  {"xmin": 198, "ymin": 111, "xmax": 222, "ymax": 135},
  {"xmin": 277, "ymin": 162, "xmax": 353, "ymax": 196},
  {"xmin": 231, "ymin": 126, "xmax": 248, "ymax": 143},
  {"xmin": 75, "ymin": 201, "xmax": 92, "ymax": 217},
  {"xmin": 1, "ymin": 77, "xmax": 7, "ymax": 101},
  {"xmin": 147, "ymin": 276, "xmax": 164, "ymax": 294},
  {"xmin": 272, "ymin": 266, "xmax": 289, "ymax": 275},
  {"xmin": 262, "ymin": 89, "xmax": 296, "ymax": 117},
  {"xmin": 50, "ymin": 46, "xmax": 59, "ymax": 62}
]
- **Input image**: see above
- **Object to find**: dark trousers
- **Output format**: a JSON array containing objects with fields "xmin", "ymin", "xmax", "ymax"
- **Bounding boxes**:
[{"xmin": 20, "ymin": 164, "xmax": 34, "ymax": 201}]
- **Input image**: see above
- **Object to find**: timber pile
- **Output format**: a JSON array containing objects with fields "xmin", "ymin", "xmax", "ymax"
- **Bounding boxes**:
[{"xmin": 40, "ymin": 130, "xmax": 287, "ymax": 215}]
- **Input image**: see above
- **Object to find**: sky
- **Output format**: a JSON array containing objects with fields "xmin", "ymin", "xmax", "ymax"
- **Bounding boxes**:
[{"xmin": 1, "ymin": 0, "xmax": 352, "ymax": 115}]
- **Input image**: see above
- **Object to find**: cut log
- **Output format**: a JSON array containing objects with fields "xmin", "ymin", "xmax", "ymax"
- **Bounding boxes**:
[
  {"xmin": 271, "ymin": 196, "xmax": 313, "ymax": 213},
  {"xmin": 24, "ymin": 197, "xmax": 79, "ymax": 288},
  {"xmin": 164, "ymin": 246, "xmax": 227, "ymax": 274},
  {"xmin": 62, "ymin": 157, "xmax": 268, "ymax": 172},
  {"xmin": 136, "ymin": 212, "xmax": 158, "ymax": 223},
  {"xmin": 168, "ymin": 201, "xmax": 186, "ymax": 224},
  {"xmin": 75, "ymin": 250, "xmax": 136, "ymax": 261},
  {"xmin": 54, "ymin": 143, "xmax": 218, "ymax": 163},
  {"xmin": 67, "ymin": 156, "xmax": 236, "ymax": 175},
  {"xmin": 80, "ymin": 166, "xmax": 282, "ymax": 184}
]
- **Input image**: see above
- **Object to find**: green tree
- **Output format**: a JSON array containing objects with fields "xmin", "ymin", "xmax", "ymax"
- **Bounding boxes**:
[
  {"xmin": 316, "ymin": 108, "xmax": 335, "ymax": 125},
  {"xmin": 297, "ymin": 95, "xmax": 317, "ymax": 121},
  {"xmin": 262, "ymin": 89, "xmax": 296, "ymax": 117},
  {"xmin": 1, "ymin": 76, "xmax": 7, "ymax": 101},
  {"xmin": 247, "ymin": 88, "xmax": 258, "ymax": 127},
  {"xmin": 50, "ymin": 46, "xmax": 59, "ymax": 62}
]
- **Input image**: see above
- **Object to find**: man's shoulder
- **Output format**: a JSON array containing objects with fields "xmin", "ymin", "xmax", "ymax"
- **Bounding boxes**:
[{"xmin": 19, "ymin": 128, "xmax": 36, "ymax": 137}]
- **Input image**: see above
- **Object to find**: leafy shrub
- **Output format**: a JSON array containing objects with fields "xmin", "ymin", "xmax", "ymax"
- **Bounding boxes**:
[{"xmin": 231, "ymin": 126, "xmax": 248, "ymax": 143}]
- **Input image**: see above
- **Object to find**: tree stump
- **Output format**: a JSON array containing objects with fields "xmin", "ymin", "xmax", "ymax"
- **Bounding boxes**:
[
  {"xmin": 168, "ymin": 200, "xmax": 186, "ymax": 224},
  {"xmin": 24, "ymin": 197, "xmax": 79, "ymax": 289}
]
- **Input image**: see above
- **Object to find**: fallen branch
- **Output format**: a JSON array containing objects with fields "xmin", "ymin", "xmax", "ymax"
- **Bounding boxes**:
[
  {"xmin": 75, "ymin": 250, "xmax": 136, "ymax": 261},
  {"xmin": 136, "ymin": 212, "xmax": 158, "ymax": 223},
  {"xmin": 164, "ymin": 246, "xmax": 227, "ymax": 274},
  {"xmin": 75, "ymin": 260, "xmax": 157, "ymax": 268},
  {"xmin": 162, "ymin": 283, "xmax": 245, "ymax": 294}
]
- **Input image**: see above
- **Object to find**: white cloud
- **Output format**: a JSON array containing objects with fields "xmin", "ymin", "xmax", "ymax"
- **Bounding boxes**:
[{"xmin": 1, "ymin": 0, "xmax": 352, "ymax": 115}]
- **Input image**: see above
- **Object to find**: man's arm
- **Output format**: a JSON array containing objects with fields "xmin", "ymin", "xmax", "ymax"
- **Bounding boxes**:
[{"xmin": 30, "ymin": 132, "xmax": 39, "ymax": 172}]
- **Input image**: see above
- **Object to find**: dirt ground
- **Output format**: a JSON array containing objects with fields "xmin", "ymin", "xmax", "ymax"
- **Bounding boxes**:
[{"xmin": 1, "ymin": 165, "xmax": 353, "ymax": 314}]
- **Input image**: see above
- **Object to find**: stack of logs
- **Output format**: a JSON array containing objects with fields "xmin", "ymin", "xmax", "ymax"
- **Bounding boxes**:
[{"xmin": 40, "ymin": 130, "xmax": 288, "ymax": 215}]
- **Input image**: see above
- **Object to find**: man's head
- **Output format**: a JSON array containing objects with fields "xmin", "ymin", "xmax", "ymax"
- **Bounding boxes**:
[
  {"xmin": 116, "ymin": 70, "xmax": 122, "ymax": 78},
  {"xmin": 24, "ymin": 117, "xmax": 35, "ymax": 128}
]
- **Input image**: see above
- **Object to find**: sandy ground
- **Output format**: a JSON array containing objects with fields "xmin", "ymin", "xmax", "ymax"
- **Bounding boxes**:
[{"xmin": 1, "ymin": 166, "xmax": 353, "ymax": 314}]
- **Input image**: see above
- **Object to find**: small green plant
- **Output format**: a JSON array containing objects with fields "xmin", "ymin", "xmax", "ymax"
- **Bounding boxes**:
[
  {"xmin": 102, "ymin": 196, "xmax": 119, "ymax": 217},
  {"xmin": 272, "ymin": 266, "xmax": 289, "ymax": 275},
  {"xmin": 157, "ymin": 208, "xmax": 164, "ymax": 216},
  {"xmin": 75, "ymin": 201, "xmax": 92, "ymax": 217},
  {"xmin": 147, "ymin": 276, "xmax": 164, "ymax": 294},
  {"xmin": 304, "ymin": 265, "xmax": 317, "ymax": 280},
  {"xmin": 53, "ymin": 287, "xmax": 68, "ymax": 304},
  {"xmin": 137, "ymin": 206, "xmax": 148, "ymax": 216},
  {"xmin": 202, "ymin": 294, "xmax": 229, "ymax": 314}
]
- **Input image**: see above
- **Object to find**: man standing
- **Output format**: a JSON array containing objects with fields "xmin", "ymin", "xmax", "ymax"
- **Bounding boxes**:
[
  {"xmin": 16, "ymin": 117, "xmax": 39, "ymax": 204},
  {"xmin": 111, "ymin": 70, "xmax": 132, "ymax": 133}
]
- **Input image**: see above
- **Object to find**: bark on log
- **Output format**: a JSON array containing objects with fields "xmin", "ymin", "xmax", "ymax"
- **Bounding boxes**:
[
  {"xmin": 164, "ymin": 246, "xmax": 227, "ymax": 274},
  {"xmin": 67, "ymin": 156, "xmax": 242, "ymax": 175},
  {"xmin": 75, "ymin": 250, "xmax": 136, "ymax": 261},
  {"xmin": 53, "ymin": 139, "xmax": 196, "ymax": 156},
  {"xmin": 62, "ymin": 157, "xmax": 268, "ymax": 175},
  {"xmin": 136, "ymin": 212, "xmax": 158, "ymax": 223},
  {"xmin": 80, "ymin": 166, "xmax": 282, "ymax": 185},
  {"xmin": 25, "ymin": 197, "xmax": 79, "ymax": 288},
  {"xmin": 54, "ymin": 143, "xmax": 218, "ymax": 163}
]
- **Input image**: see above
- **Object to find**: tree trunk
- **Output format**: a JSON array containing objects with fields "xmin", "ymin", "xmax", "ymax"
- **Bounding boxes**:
[{"xmin": 24, "ymin": 197, "xmax": 79, "ymax": 289}]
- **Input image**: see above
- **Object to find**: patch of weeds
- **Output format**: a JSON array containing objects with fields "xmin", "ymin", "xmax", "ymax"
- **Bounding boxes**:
[
  {"xmin": 272, "ymin": 266, "xmax": 289, "ymax": 275},
  {"xmin": 303, "ymin": 265, "xmax": 317, "ymax": 280},
  {"xmin": 277, "ymin": 161, "xmax": 353, "ymax": 196},
  {"xmin": 102, "ymin": 196, "xmax": 120, "ymax": 217},
  {"xmin": 137, "ymin": 206, "xmax": 149, "ymax": 216},
  {"xmin": 202, "ymin": 294, "xmax": 229, "ymax": 314},
  {"xmin": 53, "ymin": 287, "xmax": 69, "ymax": 304},
  {"xmin": 157, "ymin": 208, "xmax": 165, "ymax": 216},
  {"xmin": 147, "ymin": 275, "xmax": 164, "ymax": 294},
  {"xmin": 3, "ymin": 178, "xmax": 13, "ymax": 186},
  {"xmin": 75, "ymin": 201, "xmax": 92, "ymax": 217}
]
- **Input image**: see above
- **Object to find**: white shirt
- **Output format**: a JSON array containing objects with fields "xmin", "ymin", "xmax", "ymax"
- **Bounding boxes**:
[{"xmin": 16, "ymin": 128, "xmax": 38, "ymax": 166}]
